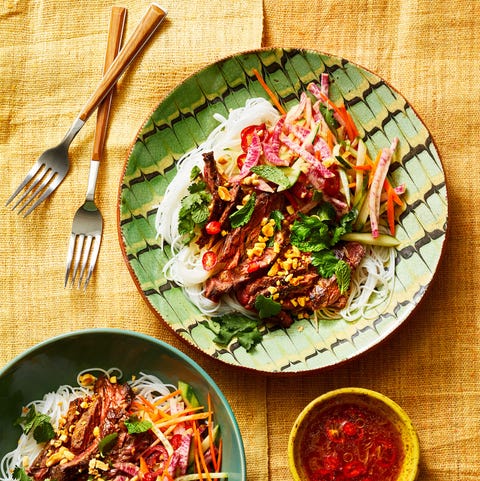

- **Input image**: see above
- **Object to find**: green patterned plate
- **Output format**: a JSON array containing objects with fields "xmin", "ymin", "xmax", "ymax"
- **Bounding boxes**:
[{"xmin": 118, "ymin": 48, "xmax": 447, "ymax": 374}]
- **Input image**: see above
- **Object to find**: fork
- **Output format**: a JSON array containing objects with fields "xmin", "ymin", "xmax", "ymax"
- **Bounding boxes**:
[
  {"xmin": 6, "ymin": 3, "xmax": 167, "ymax": 217},
  {"xmin": 64, "ymin": 6, "xmax": 126, "ymax": 290}
]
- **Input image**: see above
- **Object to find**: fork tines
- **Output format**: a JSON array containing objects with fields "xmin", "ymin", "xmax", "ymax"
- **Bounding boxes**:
[
  {"xmin": 6, "ymin": 161, "xmax": 63, "ymax": 217},
  {"xmin": 64, "ymin": 233, "xmax": 102, "ymax": 290}
]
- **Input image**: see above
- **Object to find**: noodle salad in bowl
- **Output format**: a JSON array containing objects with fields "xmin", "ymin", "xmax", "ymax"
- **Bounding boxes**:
[
  {"xmin": 155, "ymin": 72, "xmax": 404, "ymax": 351},
  {"xmin": 0, "ymin": 330, "xmax": 246, "ymax": 481}
]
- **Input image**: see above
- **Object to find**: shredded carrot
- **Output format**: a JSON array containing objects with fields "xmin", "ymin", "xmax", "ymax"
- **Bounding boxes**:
[
  {"xmin": 139, "ymin": 456, "xmax": 149, "ymax": 474},
  {"xmin": 326, "ymin": 128, "xmax": 336, "ymax": 150},
  {"xmin": 252, "ymin": 68, "xmax": 286, "ymax": 115},
  {"xmin": 194, "ymin": 421, "xmax": 212, "ymax": 481},
  {"xmin": 353, "ymin": 164, "xmax": 372, "ymax": 172},
  {"xmin": 216, "ymin": 438, "xmax": 223, "ymax": 471},
  {"xmin": 153, "ymin": 388, "xmax": 181, "ymax": 406},
  {"xmin": 384, "ymin": 179, "xmax": 403, "ymax": 206},
  {"xmin": 368, "ymin": 150, "xmax": 383, "ymax": 188},
  {"xmin": 318, "ymin": 92, "xmax": 358, "ymax": 141},
  {"xmin": 155, "ymin": 411, "xmax": 210, "ymax": 430}
]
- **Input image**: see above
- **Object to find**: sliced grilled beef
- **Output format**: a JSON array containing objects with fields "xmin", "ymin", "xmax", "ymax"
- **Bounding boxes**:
[{"xmin": 27, "ymin": 377, "xmax": 143, "ymax": 481}]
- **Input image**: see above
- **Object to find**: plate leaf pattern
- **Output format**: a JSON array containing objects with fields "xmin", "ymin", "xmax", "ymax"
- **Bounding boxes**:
[{"xmin": 118, "ymin": 48, "xmax": 447, "ymax": 373}]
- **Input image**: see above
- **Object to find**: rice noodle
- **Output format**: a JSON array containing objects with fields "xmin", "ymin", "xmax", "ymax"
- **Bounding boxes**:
[{"xmin": 155, "ymin": 98, "xmax": 396, "ymax": 325}]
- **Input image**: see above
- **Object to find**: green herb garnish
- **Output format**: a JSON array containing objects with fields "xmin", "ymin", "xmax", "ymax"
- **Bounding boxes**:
[
  {"xmin": 178, "ymin": 168, "xmax": 212, "ymax": 242},
  {"xmin": 290, "ymin": 204, "xmax": 357, "ymax": 292},
  {"xmin": 13, "ymin": 467, "xmax": 32, "ymax": 481},
  {"xmin": 124, "ymin": 416, "xmax": 152, "ymax": 434},
  {"xmin": 98, "ymin": 432, "xmax": 118, "ymax": 457},
  {"xmin": 15, "ymin": 406, "xmax": 55, "ymax": 444},
  {"xmin": 254, "ymin": 294, "xmax": 282, "ymax": 319},
  {"xmin": 229, "ymin": 192, "xmax": 256, "ymax": 228},
  {"xmin": 210, "ymin": 313, "xmax": 262, "ymax": 352},
  {"xmin": 250, "ymin": 165, "xmax": 291, "ymax": 189}
]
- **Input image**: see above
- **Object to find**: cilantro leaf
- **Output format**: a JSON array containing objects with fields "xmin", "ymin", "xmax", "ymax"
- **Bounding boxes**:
[
  {"xmin": 290, "ymin": 213, "xmax": 331, "ymax": 252},
  {"xmin": 210, "ymin": 314, "xmax": 262, "ymax": 352},
  {"xmin": 177, "ymin": 169, "xmax": 212, "ymax": 242},
  {"xmin": 13, "ymin": 467, "xmax": 32, "ymax": 481},
  {"xmin": 125, "ymin": 416, "xmax": 152, "ymax": 434},
  {"xmin": 254, "ymin": 294, "xmax": 282, "ymax": 319},
  {"xmin": 15, "ymin": 406, "xmax": 55, "ymax": 443},
  {"xmin": 311, "ymin": 250, "xmax": 340, "ymax": 278},
  {"xmin": 270, "ymin": 210, "xmax": 284, "ymax": 231},
  {"xmin": 229, "ymin": 192, "xmax": 256, "ymax": 228},
  {"xmin": 331, "ymin": 208, "xmax": 357, "ymax": 244}
]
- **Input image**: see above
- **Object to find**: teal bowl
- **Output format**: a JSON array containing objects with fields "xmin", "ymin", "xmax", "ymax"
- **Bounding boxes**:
[{"xmin": 0, "ymin": 328, "xmax": 246, "ymax": 481}]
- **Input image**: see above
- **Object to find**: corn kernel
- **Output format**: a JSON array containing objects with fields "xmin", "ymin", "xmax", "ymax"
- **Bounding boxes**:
[
  {"xmin": 267, "ymin": 286, "xmax": 278, "ymax": 295},
  {"xmin": 273, "ymin": 242, "xmax": 281, "ymax": 253},
  {"xmin": 285, "ymin": 273, "xmax": 293, "ymax": 283},
  {"xmin": 261, "ymin": 222, "xmax": 274, "ymax": 237},
  {"xmin": 298, "ymin": 297, "xmax": 306, "ymax": 307},
  {"xmin": 286, "ymin": 205, "xmax": 294, "ymax": 215},
  {"xmin": 218, "ymin": 186, "xmax": 231, "ymax": 201},
  {"xmin": 291, "ymin": 299, "xmax": 298, "ymax": 307}
]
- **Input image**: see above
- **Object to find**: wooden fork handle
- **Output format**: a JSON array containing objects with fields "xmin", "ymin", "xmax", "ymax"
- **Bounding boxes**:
[
  {"xmin": 78, "ymin": 3, "xmax": 167, "ymax": 124},
  {"xmin": 91, "ymin": 6, "xmax": 126, "ymax": 162}
]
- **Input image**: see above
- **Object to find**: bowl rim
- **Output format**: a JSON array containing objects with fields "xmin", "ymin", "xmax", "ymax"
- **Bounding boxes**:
[
  {"xmin": 0, "ymin": 328, "xmax": 247, "ymax": 478},
  {"xmin": 288, "ymin": 387, "xmax": 420, "ymax": 481}
]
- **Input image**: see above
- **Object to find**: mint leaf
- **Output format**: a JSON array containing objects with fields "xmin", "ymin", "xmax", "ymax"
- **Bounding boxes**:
[
  {"xmin": 229, "ymin": 192, "xmax": 256, "ymax": 228},
  {"xmin": 251, "ymin": 165, "xmax": 291, "ymax": 188},
  {"xmin": 254, "ymin": 294, "xmax": 282, "ymax": 319},
  {"xmin": 125, "ymin": 416, "xmax": 152, "ymax": 434},
  {"xmin": 98, "ymin": 432, "xmax": 118, "ymax": 457},
  {"xmin": 335, "ymin": 260, "xmax": 351, "ymax": 294}
]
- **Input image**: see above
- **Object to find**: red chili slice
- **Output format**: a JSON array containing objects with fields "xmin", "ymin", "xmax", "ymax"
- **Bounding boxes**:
[
  {"xmin": 205, "ymin": 221, "xmax": 221, "ymax": 235},
  {"xmin": 202, "ymin": 251, "xmax": 218, "ymax": 271},
  {"xmin": 374, "ymin": 438, "xmax": 397, "ymax": 469},
  {"xmin": 237, "ymin": 152, "xmax": 246, "ymax": 169},
  {"xmin": 240, "ymin": 123, "xmax": 266, "ymax": 152},
  {"xmin": 343, "ymin": 460, "xmax": 367, "ymax": 478}
]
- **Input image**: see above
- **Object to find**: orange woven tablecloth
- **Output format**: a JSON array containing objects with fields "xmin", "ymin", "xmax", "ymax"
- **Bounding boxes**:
[{"xmin": 1, "ymin": 1, "xmax": 479, "ymax": 480}]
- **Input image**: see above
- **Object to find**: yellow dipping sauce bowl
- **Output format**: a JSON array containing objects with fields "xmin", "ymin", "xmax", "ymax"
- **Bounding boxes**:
[{"xmin": 288, "ymin": 388, "xmax": 420, "ymax": 481}]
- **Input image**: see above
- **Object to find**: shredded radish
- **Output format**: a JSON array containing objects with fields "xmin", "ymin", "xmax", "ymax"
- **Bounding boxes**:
[{"xmin": 369, "ymin": 138, "xmax": 399, "ymax": 238}]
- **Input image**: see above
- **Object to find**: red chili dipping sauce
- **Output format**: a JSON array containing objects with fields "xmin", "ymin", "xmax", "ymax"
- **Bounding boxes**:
[{"xmin": 299, "ymin": 402, "xmax": 405, "ymax": 481}]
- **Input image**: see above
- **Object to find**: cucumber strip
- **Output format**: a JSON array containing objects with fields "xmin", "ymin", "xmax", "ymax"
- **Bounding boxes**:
[{"xmin": 341, "ymin": 232, "xmax": 399, "ymax": 247}]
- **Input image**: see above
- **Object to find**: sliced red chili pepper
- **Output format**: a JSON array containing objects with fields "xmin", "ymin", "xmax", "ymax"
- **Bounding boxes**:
[
  {"xmin": 342, "ymin": 421, "xmax": 358, "ymax": 436},
  {"xmin": 374, "ymin": 438, "xmax": 397, "ymax": 469},
  {"xmin": 202, "ymin": 251, "xmax": 217, "ymax": 271},
  {"xmin": 343, "ymin": 460, "xmax": 367, "ymax": 478},
  {"xmin": 240, "ymin": 123, "xmax": 266, "ymax": 152},
  {"xmin": 205, "ymin": 220, "xmax": 221, "ymax": 235},
  {"xmin": 247, "ymin": 261, "xmax": 261, "ymax": 273},
  {"xmin": 237, "ymin": 152, "xmax": 246, "ymax": 169}
]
